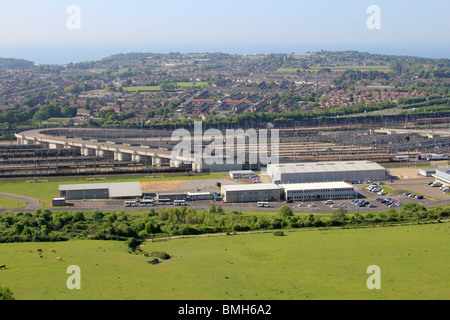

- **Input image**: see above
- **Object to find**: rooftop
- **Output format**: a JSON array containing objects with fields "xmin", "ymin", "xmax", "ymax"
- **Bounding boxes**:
[
  {"xmin": 59, "ymin": 182, "xmax": 142, "ymax": 198},
  {"xmin": 221, "ymin": 183, "xmax": 282, "ymax": 192},
  {"xmin": 281, "ymin": 181, "xmax": 354, "ymax": 191},
  {"xmin": 269, "ymin": 161, "xmax": 386, "ymax": 174}
]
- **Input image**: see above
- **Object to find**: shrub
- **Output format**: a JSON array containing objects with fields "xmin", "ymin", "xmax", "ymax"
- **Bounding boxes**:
[
  {"xmin": 127, "ymin": 238, "xmax": 143, "ymax": 251},
  {"xmin": 0, "ymin": 287, "xmax": 15, "ymax": 300},
  {"xmin": 279, "ymin": 206, "xmax": 294, "ymax": 218},
  {"xmin": 274, "ymin": 231, "xmax": 284, "ymax": 236},
  {"xmin": 150, "ymin": 251, "xmax": 171, "ymax": 260}
]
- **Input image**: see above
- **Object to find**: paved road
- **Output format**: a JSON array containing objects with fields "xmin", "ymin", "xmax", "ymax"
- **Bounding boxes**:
[{"xmin": 0, "ymin": 192, "xmax": 40, "ymax": 212}]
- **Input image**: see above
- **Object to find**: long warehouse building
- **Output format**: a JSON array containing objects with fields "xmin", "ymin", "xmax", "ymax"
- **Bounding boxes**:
[
  {"xmin": 283, "ymin": 182, "xmax": 356, "ymax": 202},
  {"xmin": 267, "ymin": 161, "xmax": 387, "ymax": 184},
  {"xmin": 59, "ymin": 182, "xmax": 142, "ymax": 200},
  {"xmin": 221, "ymin": 183, "xmax": 283, "ymax": 203},
  {"xmin": 220, "ymin": 181, "xmax": 356, "ymax": 203}
]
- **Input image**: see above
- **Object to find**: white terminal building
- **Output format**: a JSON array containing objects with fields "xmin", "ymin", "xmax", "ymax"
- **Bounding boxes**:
[
  {"xmin": 267, "ymin": 161, "xmax": 387, "ymax": 184},
  {"xmin": 221, "ymin": 181, "xmax": 356, "ymax": 203},
  {"xmin": 283, "ymin": 182, "xmax": 356, "ymax": 202}
]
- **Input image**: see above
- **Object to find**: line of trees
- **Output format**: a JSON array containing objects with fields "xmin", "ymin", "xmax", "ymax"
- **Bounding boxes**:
[{"xmin": 0, "ymin": 203, "xmax": 448, "ymax": 244}]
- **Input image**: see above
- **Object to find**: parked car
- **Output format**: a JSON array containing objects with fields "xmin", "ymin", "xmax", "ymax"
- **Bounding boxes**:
[{"xmin": 297, "ymin": 203, "xmax": 306, "ymax": 207}]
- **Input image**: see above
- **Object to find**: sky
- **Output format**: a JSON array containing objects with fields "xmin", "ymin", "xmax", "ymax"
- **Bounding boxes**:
[{"xmin": 0, "ymin": 0, "xmax": 449, "ymax": 64}]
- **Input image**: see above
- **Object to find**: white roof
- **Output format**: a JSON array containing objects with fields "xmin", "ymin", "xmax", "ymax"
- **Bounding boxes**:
[
  {"xmin": 59, "ymin": 182, "xmax": 142, "ymax": 198},
  {"xmin": 221, "ymin": 183, "xmax": 282, "ymax": 192},
  {"xmin": 281, "ymin": 181, "xmax": 354, "ymax": 191},
  {"xmin": 229, "ymin": 170, "xmax": 255, "ymax": 174},
  {"xmin": 187, "ymin": 192, "xmax": 211, "ymax": 196},
  {"xmin": 269, "ymin": 161, "xmax": 386, "ymax": 174}
]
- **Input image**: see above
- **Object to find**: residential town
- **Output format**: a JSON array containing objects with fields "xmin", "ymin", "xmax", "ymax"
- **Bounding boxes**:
[{"xmin": 0, "ymin": 51, "xmax": 448, "ymax": 133}]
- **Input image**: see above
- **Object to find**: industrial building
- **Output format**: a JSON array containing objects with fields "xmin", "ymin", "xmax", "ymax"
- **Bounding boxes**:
[
  {"xmin": 59, "ymin": 182, "xmax": 142, "ymax": 200},
  {"xmin": 229, "ymin": 170, "xmax": 256, "ymax": 179},
  {"xmin": 267, "ymin": 161, "xmax": 387, "ymax": 184},
  {"xmin": 418, "ymin": 168, "xmax": 437, "ymax": 177},
  {"xmin": 221, "ymin": 183, "xmax": 283, "ymax": 203},
  {"xmin": 433, "ymin": 167, "xmax": 450, "ymax": 185},
  {"xmin": 282, "ymin": 182, "xmax": 356, "ymax": 202},
  {"xmin": 52, "ymin": 197, "xmax": 66, "ymax": 207}
]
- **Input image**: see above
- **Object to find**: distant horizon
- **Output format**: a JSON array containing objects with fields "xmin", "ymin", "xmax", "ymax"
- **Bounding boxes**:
[
  {"xmin": 1, "ymin": 1, "xmax": 449, "ymax": 65},
  {"xmin": 1, "ymin": 43, "xmax": 449, "ymax": 65}
]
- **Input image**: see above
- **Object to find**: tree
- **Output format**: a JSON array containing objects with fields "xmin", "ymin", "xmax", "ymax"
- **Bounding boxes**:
[
  {"xmin": 92, "ymin": 210, "xmax": 104, "ymax": 222},
  {"xmin": 61, "ymin": 105, "xmax": 78, "ymax": 118},
  {"xmin": 279, "ymin": 206, "xmax": 294, "ymax": 218},
  {"xmin": 0, "ymin": 287, "xmax": 15, "ymax": 300},
  {"xmin": 209, "ymin": 203, "xmax": 217, "ymax": 214}
]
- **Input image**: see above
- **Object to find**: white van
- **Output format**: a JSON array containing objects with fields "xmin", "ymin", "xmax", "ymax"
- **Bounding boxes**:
[{"xmin": 257, "ymin": 202, "xmax": 270, "ymax": 208}]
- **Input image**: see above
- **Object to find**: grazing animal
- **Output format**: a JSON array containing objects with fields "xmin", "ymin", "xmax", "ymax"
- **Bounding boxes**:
[
  {"xmin": 50, "ymin": 249, "xmax": 56, "ymax": 253},
  {"xmin": 56, "ymin": 257, "xmax": 62, "ymax": 261},
  {"xmin": 0, "ymin": 265, "xmax": 6, "ymax": 269},
  {"xmin": 37, "ymin": 248, "xmax": 42, "ymax": 252},
  {"xmin": 144, "ymin": 252, "xmax": 149, "ymax": 257}
]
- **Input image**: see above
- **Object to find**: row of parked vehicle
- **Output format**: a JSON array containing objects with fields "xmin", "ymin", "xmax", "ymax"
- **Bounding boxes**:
[
  {"xmin": 351, "ymin": 199, "xmax": 377, "ymax": 208},
  {"xmin": 375, "ymin": 198, "xmax": 403, "ymax": 207},
  {"xmin": 428, "ymin": 181, "xmax": 449, "ymax": 193},
  {"xmin": 366, "ymin": 184, "xmax": 386, "ymax": 195},
  {"xmin": 403, "ymin": 192, "xmax": 424, "ymax": 199}
]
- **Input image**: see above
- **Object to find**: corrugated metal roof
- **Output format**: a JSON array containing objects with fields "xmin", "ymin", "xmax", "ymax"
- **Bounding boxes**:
[
  {"xmin": 270, "ymin": 161, "xmax": 386, "ymax": 174},
  {"xmin": 281, "ymin": 181, "xmax": 353, "ymax": 191},
  {"xmin": 221, "ymin": 183, "xmax": 282, "ymax": 192},
  {"xmin": 59, "ymin": 182, "xmax": 142, "ymax": 198}
]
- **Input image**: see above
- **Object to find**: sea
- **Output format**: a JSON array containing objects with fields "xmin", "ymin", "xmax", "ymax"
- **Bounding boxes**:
[{"xmin": 0, "ymin": 43, "xmax": 449, "ymax": 65}]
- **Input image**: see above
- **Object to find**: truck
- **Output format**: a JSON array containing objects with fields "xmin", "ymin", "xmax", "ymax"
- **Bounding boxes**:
[{"xmin": 426, "ymin": 154, "xmax": 446, "ymax": 161}]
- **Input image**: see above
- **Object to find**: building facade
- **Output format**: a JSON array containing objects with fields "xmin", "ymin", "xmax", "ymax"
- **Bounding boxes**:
[
  {"xmin": 267, "ymin": 161, "xmax": 387, "ymax": 184},
  {"xmin": 281, "ymin": 182, "xmax": 356, "ymax": 202},
  {"xmin": 221, "ymin": 183, "xmax": 282, "ymax": 203}
]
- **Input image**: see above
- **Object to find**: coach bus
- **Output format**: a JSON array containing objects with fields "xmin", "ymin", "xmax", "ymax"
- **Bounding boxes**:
[{"xmin": 174, "ymin": 199, "xmax": 187, "ymax": 206}]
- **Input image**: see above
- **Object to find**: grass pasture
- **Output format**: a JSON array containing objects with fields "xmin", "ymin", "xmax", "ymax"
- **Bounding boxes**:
[
  {"xmin": 0, "ymin": 197, "xmax": 27, "ymax": 210},
  {"xmin": 0, "ymin": 223, "xmax": 448, "ymax": 300}
]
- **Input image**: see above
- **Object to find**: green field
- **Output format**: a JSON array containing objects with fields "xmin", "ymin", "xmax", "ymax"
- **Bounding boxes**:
[
  {"xmin": 0, "ymin": 197, "xmax": 26, "ymax": 210},
  {"xmin": 0, "ymin": 223, "xmax": 448, "ymax": 300},
  {"xmin": 0, "ymin": 172, "xmax": 228, "ymax": 206}
]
